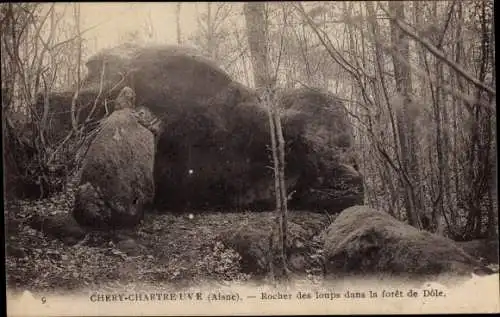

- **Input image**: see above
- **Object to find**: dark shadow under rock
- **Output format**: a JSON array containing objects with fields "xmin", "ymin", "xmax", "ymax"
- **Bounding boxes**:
[
  {"xmin": 218, "ymin": 211, "xmax": 330, "ymax": 275},
  {"xmin": 28, "ymin": 213, "xmax": 86, "ymax": 245},
  {"xmin": 323, "ymin": 205, "xmax": 493, "ymax": 278}
]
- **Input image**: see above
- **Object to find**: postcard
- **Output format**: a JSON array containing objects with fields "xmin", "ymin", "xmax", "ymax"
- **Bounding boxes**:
[{"xmin": 4, "ymin": 2, "xmax": 498, "ymax": 315}]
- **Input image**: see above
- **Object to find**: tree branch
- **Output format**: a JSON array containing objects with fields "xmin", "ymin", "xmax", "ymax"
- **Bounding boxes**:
[{"xmin": 379, "ymin": 3, "xmax": 496, "ymax": 96}]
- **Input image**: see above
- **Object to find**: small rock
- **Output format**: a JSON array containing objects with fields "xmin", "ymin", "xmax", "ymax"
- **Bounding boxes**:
[
  {"xmin": 289, "ymin": 253, "xmax": 307, "ymax": 271},
  {"xmin": 116, "ymin": 238, "xmax": 143, "ymax": 256},
  {"xmin": 28, "ymin": 213, "xmax": 86, "ymax": 245},
  {"xmin": 7, "ymin": 245, "xmax": 26, "ymax": 258}
]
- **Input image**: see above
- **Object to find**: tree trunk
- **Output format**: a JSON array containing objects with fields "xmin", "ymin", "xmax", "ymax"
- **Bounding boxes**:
[
  {"xmin": 244, "ymin": 1, "xmax": 288, "ymax": 281},
  {"xmin": 388, "ymin": 1, "xmax": 421, "ymax": 228},
  {"xmin": 71, "ymin": 2, "xmax": 81, "ymax": 133},
  {"xmin": 244, "ymin": 2, "xmax": 272, "ymax": 88},
  {"xmin": 175, "ymin": 3, "xmax": 182, "ymax": 44},
  {"xmin": 365, "ymin": 1, "xmax": 406, "ymax": 221},
  {"xmin": 206, "ymin": 3, "xmax": 215, "ymax": 59}
]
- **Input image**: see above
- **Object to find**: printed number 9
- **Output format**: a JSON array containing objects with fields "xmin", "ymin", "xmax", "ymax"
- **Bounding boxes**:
[{"xmin": 41, "ymin": 297, "xmax": 46, "ymax": 304}]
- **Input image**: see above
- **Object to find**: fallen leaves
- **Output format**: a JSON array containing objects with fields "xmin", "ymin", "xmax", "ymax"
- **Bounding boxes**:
[{"xmin": 6, "ymin": 196, "xmax": 262, "ymax": 292}]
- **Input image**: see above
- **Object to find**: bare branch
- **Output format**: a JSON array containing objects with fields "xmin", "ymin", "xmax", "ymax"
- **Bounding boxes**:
[
  {"xmin": 71, "ymin": 2, "xmax": 82, "ymax": 132},
  {"xmin": 437, "ymin": 0, "xmax": 457, "ymax": 48},
  {"xmin": 84, "ymin": 60, "xmax": 106, "ymax": 125},
  {"xmin": 272, "ymin": 5, "xmax": 287, "ymax": 84},
  {"xmin": 378, "ymin": 2, "xmax": 496, "ymax": 96}
]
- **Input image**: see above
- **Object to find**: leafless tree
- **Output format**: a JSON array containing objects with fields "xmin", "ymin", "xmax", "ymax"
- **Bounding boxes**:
[
  {"xmin": 1, "ymin": 3, "xmax": 95, "ymax": 198},
  {"xmin": 244, "ymin": 1, "xmax": 289, "ymax": 281},
  {"xmin": 290, "ymin": 1, "xmax": 495, "ymax": 243}
]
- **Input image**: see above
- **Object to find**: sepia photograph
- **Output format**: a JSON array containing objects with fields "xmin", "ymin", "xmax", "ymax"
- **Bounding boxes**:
[{"xmin": 2, "ymin": 1, "xmax": 498, "ymax": 315}]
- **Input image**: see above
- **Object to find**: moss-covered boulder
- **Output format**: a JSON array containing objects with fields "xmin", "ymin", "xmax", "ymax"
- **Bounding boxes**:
[
  {"xmin": 28, "ymin": 213, "xmax": 86, "ymax": 245},
  {"xmin": 323, "ymin": 205, "xmax": 491, "ymax": 277},
  {"xmin": 279, "ymin": 88, "xmax": 364, "ymax": 213},
  {"xmin": 219, "ymin": 211, "xmax": 331, "ymax": 275},
  {"xmin": 39, "ymin": 44, "xmax": 363, "ymax": 213},
  {"xmin": 73, "ymin": 108, "xmax": 155, "ymax": 229}
]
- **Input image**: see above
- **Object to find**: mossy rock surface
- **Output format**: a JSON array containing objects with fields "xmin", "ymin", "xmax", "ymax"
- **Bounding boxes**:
[
  {"xmin": 73, "ymin": 108, "xmax": 155, "ymax": 229},
  {"xmin": 40, "ymin": 44, "xmax": 363, "ymax": 213},
  {"xmin": 219, "ymin": 211, "xmax": 331, "ymax": 275},
  {"xmin": 323, "ymin": 205, "xmax": 490, "ymax": 277}
]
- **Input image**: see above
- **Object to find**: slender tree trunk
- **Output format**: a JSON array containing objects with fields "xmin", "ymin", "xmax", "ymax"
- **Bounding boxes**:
[
  {"xmin": 244, "ymin": 2, "xmax": 272, "ymax": 88},
  {"xmin": 175, "ymin": 3, "xmax": 182, "ymax": 45},
  {"xmin": 206, "ymin": 3, "xmax": 213, "ymax": 58},
  {"xmin": 388, "ymin": 1, "xmax": 421, "ymax": 228},
  {"xmin": 71, "ymin": 3, "xmax": 81, "ymax": 133},
  {"xmin": 244, "ymin": 1, "xmax": 288, "ymax": 281},
  {"xmin": 40, "ymin": 5, "xmax": 57, "ymax": 148},
  {"xmin": 450, "ymin": 1, "xmax": 466, "ymax": 232},
  {"xmin": 423, "ymin": 2, "xmax": 448, "ymax": 233},
  {"xmin": 366, "ymin": 1, "xmax": 406, "ymax": 221},
  {"xmin": 487, "ymin": 2, "xmax": 497, "ymax": 241}
]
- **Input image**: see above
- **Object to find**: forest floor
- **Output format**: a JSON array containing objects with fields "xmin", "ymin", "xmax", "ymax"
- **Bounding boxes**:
[
  {"xmin": 4, "ymin": 188, "xmax": 327, "ymax": 296},
  {"xmin": 5, "ymin": 186, "xmax": 499, "ymax": 297}
]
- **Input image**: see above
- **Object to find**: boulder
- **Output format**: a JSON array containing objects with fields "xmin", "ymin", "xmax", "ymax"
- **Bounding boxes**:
[
  {"xmin": 279, "ymin": 88, "xmax": 364, "ymax": 213},
  {"xmin": 73, "ymin": 107, "xmax": 155, "ymax": 229},
  {"xmin": 41, "ymin": 43, "xmax": 362, "ymax": 212},
  {"xmin": 323, "ymin": 205, "xmax": 492, "ymax": 277},
  {"xmin": 28, "ymin": 213, "xmax": 86, "ymax": 245},
  {"xmin": 219, "ymin": 211, "xmax": 330, "ymax": 275}
]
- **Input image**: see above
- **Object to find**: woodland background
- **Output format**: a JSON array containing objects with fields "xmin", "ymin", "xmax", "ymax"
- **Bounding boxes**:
[{"xmin": 2, "ymin": 1, "xmax": 497, "ymax": 244}]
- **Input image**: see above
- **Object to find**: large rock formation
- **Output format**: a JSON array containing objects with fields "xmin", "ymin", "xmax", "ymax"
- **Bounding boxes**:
[
  {"xmin": 73, "ymin": 107, "xmax": 155, "ymax": 229},
  {"xmin": 323, "ymin": 205, "xmax": 492, "ymax": 277},
  {"xmin": 41, "ymin": 44, "xmax": 362, "ymax": 212}
]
